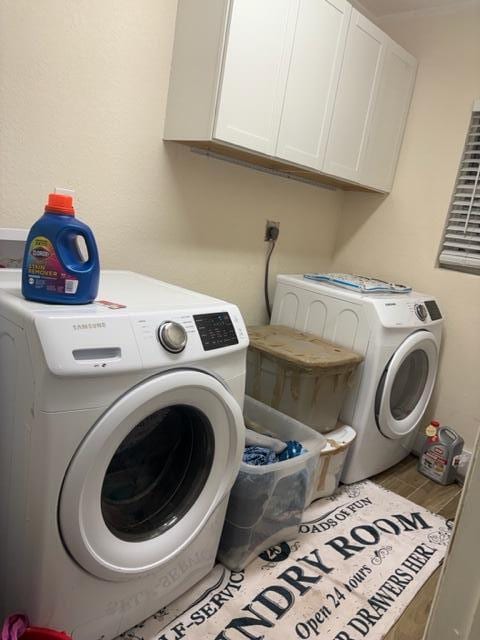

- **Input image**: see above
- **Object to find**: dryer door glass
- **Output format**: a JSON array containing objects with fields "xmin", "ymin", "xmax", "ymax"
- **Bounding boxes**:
[
  {"xmin": 389, "ymin": 350, "xmax": 429, "ymax": 420},
  {"xmin": 375, "ymin": 331, "xmax": 438, "ymax": 440},
  {"xmin": 101, "ymin": 405, "xmax": 214, "ymax": 542}
]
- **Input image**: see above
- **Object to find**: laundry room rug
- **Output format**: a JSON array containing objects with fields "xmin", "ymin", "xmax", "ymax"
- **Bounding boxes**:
[{"xmin": 119, "ymin": 481, "xmax": 452, "ymax": 640}]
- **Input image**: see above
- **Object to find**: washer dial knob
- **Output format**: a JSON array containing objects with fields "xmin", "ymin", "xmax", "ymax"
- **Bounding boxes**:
[
  {"xmin": 415, "ymin": 304, "xmax": 428, "ymax": 322},
  {"xmin": 158, "ymin": 321, "xmax": 187, "ymax": 353}
]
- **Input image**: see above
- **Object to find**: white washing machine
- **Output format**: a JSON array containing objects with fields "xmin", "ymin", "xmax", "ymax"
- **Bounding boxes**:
[
  {"xmin": 272, "ymin": 274, "xmax": 443, "ymax": 483},
  {"xmin": 0, "ymin": 270, "xmax": 248, "ymax": 640}
]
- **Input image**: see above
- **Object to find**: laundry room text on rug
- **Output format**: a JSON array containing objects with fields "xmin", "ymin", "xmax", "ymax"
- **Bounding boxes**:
[{"xmin": 119, "ymin": 481, "xmax": 451, "ymax": 640}]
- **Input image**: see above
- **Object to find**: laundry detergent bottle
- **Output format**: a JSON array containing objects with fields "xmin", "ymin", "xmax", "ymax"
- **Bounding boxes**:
[{"xmin": 22, "ymin": 191, "xmax": 100, "ymax": 304}]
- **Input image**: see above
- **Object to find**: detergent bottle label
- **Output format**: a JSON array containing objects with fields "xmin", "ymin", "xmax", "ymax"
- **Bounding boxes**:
[{"xmin": 25, "ymin": 236, "xmax": 78, "ymax": 295}]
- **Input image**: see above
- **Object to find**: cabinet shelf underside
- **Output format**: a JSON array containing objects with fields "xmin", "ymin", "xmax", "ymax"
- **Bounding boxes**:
[{"xmin": 176, "ymin": 140, "xmax": 381, "ymax": 193}]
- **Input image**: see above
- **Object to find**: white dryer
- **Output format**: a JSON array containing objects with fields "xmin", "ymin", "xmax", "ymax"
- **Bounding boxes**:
[
  {"xmin": 0, "ymin": 270, "xmax": 248, "ymax": 640},
  {"xmin": 272, "ymin": 275, "xmax": 443, "ymax": 483}
]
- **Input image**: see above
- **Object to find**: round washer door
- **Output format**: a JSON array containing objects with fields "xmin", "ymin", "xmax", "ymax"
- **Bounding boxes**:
[
  {"xmin": 59, "ymin": 369, "xmax": 244, "ymax": 581},
  {"xmin": 375, "ymin": 331, "xmax": 438, "ymax": 440}
]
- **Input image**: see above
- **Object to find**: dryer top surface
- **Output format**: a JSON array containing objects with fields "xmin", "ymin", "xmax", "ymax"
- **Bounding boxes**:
[{"xmin": 277, "ymin": 274, "xmax": 429, "ymax": 304}]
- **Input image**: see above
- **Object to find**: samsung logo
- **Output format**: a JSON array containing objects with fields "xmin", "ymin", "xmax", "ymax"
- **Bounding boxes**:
[{"xmin": 73, "ymin": 322, "xmax": 106, "ymax": 331}]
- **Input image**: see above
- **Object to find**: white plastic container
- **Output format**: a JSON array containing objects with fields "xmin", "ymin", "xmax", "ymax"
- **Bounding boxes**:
[
  {"xmin": 217, "ymin": 397, "xmax": 326, "ymax": 571},
  {"xmin": 246, "ymin": 325, "xmax": 362, "ymax": 433},
  {"xmin": 313, "ymin": 425, "xmax": 357, "ymax": 499}
]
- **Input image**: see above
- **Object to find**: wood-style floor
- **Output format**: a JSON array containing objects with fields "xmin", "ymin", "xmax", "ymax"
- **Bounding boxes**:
[{"xmin": 371, "ymin": 455, "xmax": 463, "ymax": 640}]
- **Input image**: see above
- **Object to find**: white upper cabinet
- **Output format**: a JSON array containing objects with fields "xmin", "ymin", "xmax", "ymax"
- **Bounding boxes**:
[
  {"xmin": 323, "ymin": 10, "xmax": 416, "ymax": 190},
  {"xmin": 214, "ymin": 0, "xmax": 299, "ymax": 155},
  {"xmin": 323, "ymin": 9, "xmax": 386, "ymax": 183},
  {"xmin": 164, "ymin": 0, "xmax": 417, "ymax": 193},
  {"xmin": 276, "ymin": 0, "xmax": 351, "ymax": 170},
  {"xmin": 360, "ymin": 38, "xmax": 417, "ymax": 191}
]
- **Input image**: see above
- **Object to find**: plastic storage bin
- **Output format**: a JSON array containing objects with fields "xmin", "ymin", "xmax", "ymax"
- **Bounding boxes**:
[
  {"xmin": 312, "ymin": 425, "xmax": 357, "ymax": 499},
  {"xmin": 246, "ymin": 325, "xmax": 363, "ymax": 433},
  {"xmin": 218, "ymin": 397, "xmax": 326, "ymax": 571}
]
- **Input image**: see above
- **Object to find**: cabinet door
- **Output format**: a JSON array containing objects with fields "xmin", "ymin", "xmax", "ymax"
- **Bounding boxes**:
[
  {"xmin": 360, "ymin": 38, "xmax": 417, "ymax": 191},
  {"xmin": 323, "ymin": 9, "xmax": 386, "ymax": 182},
  {"xmin": 276, "ymin": 0, "xmax": 351, "ymax": 170},
  {"xmin": 214, "ymin": 0, "xmax": 299, "ymax": 155}
]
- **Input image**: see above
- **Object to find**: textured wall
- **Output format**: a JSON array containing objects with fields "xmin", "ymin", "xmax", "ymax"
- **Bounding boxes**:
[
  {"xmin": 333, "ymin": 1, "xmax": 480, "ymax": 447},
  {"xmin": 2, "ymin": 0, "xmax": 479, "ymax": 447},
  {"xmin": 0, "ymin": 0, "xmax": 344, "ymax": 325}
]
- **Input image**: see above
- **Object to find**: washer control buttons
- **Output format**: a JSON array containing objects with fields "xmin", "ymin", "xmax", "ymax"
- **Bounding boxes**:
[
  {"xmin": 194, "ymin": 312, "xmax": 239, "ymax": 351},
  {"xmin": 157, "ymin": 321, "xmax": 187, "ymax": 353},
  {"xmin": 415, "ymin": 303, "xmax": 428, "ymax": 322}
]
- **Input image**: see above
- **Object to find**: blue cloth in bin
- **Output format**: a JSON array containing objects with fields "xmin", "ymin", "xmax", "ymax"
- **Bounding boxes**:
[
  {"xmin": 242, "ymin": 440, "xmax": 305, "ymax": 466},
  {"xmin": 219, "ymin": 466, "xmax": 309, "ymax": 569},
  {"xmin": 224, "ymin": 470, "xmax": 275, "ymax": 528},
  {"xmin": 243, "ymin": 446, "xmax": 277, "ymax": 466},
  {"xmin": 278, "ymin": 440, "xmax": 304, "ymax": 461},
  {"xmin": 258, "ymin": 470, "xmax": 308, "ymax": 532}
]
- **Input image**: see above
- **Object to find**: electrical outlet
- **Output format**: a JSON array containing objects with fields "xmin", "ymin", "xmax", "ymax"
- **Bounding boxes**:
[{"xmin": 265, "ymin": 220, "xmax": 280, "ymax": 241}]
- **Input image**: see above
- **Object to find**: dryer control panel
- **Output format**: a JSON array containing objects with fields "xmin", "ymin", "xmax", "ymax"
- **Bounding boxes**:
[
  {"xmin": 374, "ymin": 297, "xmax": 443, "ymax": 328},
  {"xmin": 424, "ymin": 300, "xmax": 442, "ymax": 321}
]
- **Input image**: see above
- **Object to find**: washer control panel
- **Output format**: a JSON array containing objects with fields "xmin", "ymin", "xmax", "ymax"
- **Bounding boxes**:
[
  {"xmin": 130, "ymin": 305, "xmax": 247, "ymax": 368},
  {"xmin": 194, "ymin": 312, "xmax": 239, "ymax": 351}
]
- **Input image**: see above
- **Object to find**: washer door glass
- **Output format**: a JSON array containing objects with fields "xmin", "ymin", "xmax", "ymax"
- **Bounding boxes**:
[
  {"xmin": 375, "ymin": 332, "xmax": 438, "ymax": 439},
  {"xmin": 59, "ymin": 369, "xmax": 244, "ymax": 581},
  {"xmin": 101, "ymin": 405, "xmax": 214, "ymax": 542}
]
